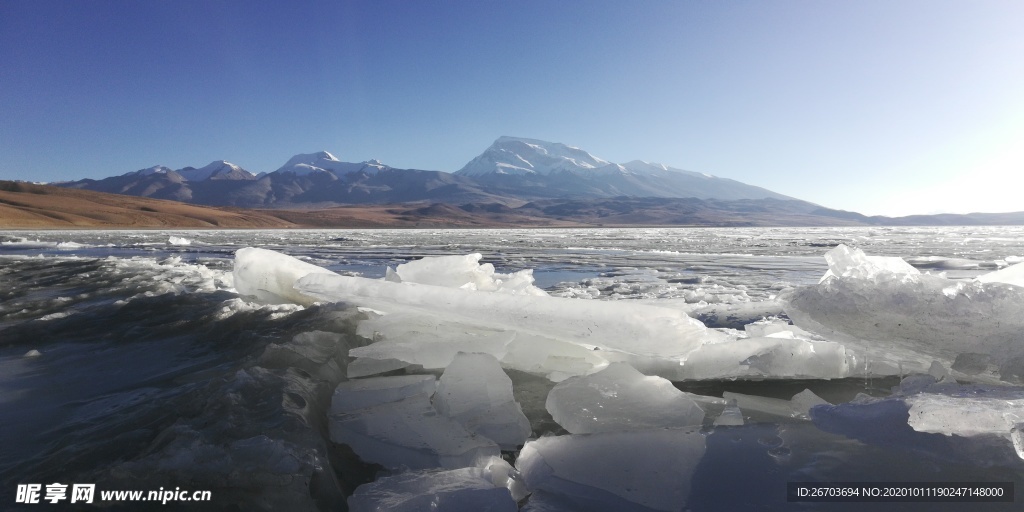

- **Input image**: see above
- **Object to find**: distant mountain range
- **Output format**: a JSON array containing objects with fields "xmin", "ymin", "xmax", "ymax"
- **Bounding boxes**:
[
  {"xmin": 23, "ymin": 137, "xmax": 1023, "ymax": 228},
  {"xmin": 56, "ymin": 137, "xmax": 794, "ymax": 208},
  {"xmin": 5, "ymin": 180, "xmax": 1024, "ymax": 229}
]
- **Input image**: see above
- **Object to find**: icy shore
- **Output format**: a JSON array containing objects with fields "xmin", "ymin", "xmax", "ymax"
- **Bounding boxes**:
[{"xmin": 232, "ymin": 244, "xmax": 1024, "ymax": 510}]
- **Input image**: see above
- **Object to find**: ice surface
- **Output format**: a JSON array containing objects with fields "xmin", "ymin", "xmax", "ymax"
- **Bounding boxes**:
[
  {"xmin": 516, "ymin": 429, "xmax": 706, "ymax": 512},
  {"xmin": 347, "ymin": 466, "xmax": 518, "ymax": 512},
  {"xmin": 784, "ymin": 244, "xmax": 1024, "ymax": 380},
  {"xmin": 394, "ymin": 253, "xmax": 547, "ymax": 295},
  {"xmin": 821, "ymin": 243, "xmax": 919, "ymax": 281},
  {"xmin": 330, "ymin": 375, "xmax": 436, "ymax": 413},
  {"xmin": 951, "ymin": 352, "xmax": 994, "ymax": 376},
  {"xmin": 679, "ymin": 335, "xmax": 851, "ymax": 380},
  {"xmin": 976, "ymin": 261, "xmax": 1024, "ymax": 288},
  {"xmin": 433, "ymin": 353, "xmax": 531, "ymax": 450},
  {"xmin": 790, "ymin": 389, "xmax": 830, "ymax": 417},
  {"xmin": 713, "ymin": 400, "xmax": 744, "ymax": 426},
  {"xmin": 906, "ymin": 392, "xmax": 1024, "ymax": 439},
  {"xmin": 328, "ymin": 386, "xmax": 499, "ymax": 470},
  {"xmin": 545, "ymin": 363, "xmax": 704, "ymax": 433},
  {"xmin": 234, "ymin": 247, "xmax": 336, "ymax": 306},
  {"xmin": 499, "ymin": 332, "xmax": 611, "ymax": 382},
  {"xmin": 296, "ymin": 267, "xmax": 709, "ymax": 360},
  {"xmin": 351, "ymin": 311, "xmax": 515, "ymax": 370},
  {"xmin": 743, "ymin": 318, "xmax": 792, "ymax": 338},
  {"xmin": 722, "ymin": 391, "xmax": 797, "ymax": 419}
]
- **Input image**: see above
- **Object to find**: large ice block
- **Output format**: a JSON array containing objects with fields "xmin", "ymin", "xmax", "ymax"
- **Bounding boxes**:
[
  {"xmin": 328, "ymin": 386, "xmax": 499, "ymax": 470},
  {"xmin": 234, "ymin": 247, "xmax": 336, "ymax": 306},
  {"xmin": 433, "ymin": 353, "xmax": 532, "ymax": 450},
  {"xmin": 784, "ymin": 244, "xmax": 1024, "ymax": 380},
  {"xmin": 678, "ymin": 335, "xmax": 851, "ymax": 380},
  {"xmin": 976, "ymin": 261, "xmax": 1024, "ymax": 288},
  {"xmin": 330, "ymin": 375, "xmax": 436, "ymax": 414},
  {"xmin": 351, "ymin": 311, "xmax": 515, "ymax": 370},
  {"xmin": 545, "ymin": 363, "xmax": 704, "ymax": 434},
  {"xmin": 516, "ymin": 429, "xmax": 707, "ymax": 512},
  {"xmin": 394, "ymin": 253, "xmax": 547, "ymax": 296},
  {"xmin": 295, "ymin": 270, "xmax": 709, "ymax": 359}
]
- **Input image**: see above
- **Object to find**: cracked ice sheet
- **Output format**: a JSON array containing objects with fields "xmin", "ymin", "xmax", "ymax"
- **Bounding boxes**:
[
  {"xmin": 328, "ymin": 380, "xmax": 499, "ymax": 470},
  {"xmin": 783, "ymin": 244, "xmax": 1024, "ymax": 380},
  {"xmin": 295, "ymin": 270, "xmax": 710, "ymax": 360},
  {"xmin": 545, "ymin": 363, "xmax": 704, "ymax": 434},
  {"xmin": 434, "ymin": 353, "xmax": 532, "ymax": 450},
  {"xmin": 234, "ymin": 248, "xmax": 709, "ymax": 379}
]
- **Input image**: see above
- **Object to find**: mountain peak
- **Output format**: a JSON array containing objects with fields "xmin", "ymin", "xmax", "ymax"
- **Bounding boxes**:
[
  {"xmin": 176, "ymin": 160, "xmax": 253, "ymax": 181},
  {"xmin": 456, "ymin": 137, "xmax": 610, "ymax": 177},
  {"xmin": 131, "ymin": 165, "xmax": 173, "ymax": 177},
  {"xmin": 274, "ymin": 151, "xmax": 343, "ymax": 175}
]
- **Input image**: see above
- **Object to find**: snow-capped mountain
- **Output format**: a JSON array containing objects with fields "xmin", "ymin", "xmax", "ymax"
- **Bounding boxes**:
[
  {"xmin": 273, "ymin": 151, "xmax": 389, "ymax": 177},
  {"xmin": 456, "ymin": 136, "xmax": 793, "ymax": 201},
  {"xmin": 131, "ymin": 165, "xmax": 175, "ymax": 176},
  {"xmin": 457, "ymin": 136, "xmax": 613, "ymax": 177},
  {"xmin": 59, "ymin": 139, "xmax": 798, "ymax": 207},
  {"xmin": 177, "ymin": 160, "xmax": 255, "ymax": 181}
]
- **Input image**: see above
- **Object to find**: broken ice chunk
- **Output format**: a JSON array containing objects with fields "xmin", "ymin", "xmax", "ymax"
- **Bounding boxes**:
[
  {"xmin": 545, "ymin": 363, "xmax": 704, "ymax": 434},
  {"xmin": 330, "ymin": 375, "xmax": 436, "ymax": 414},
  {"xmin": 714, "ymin": 400, "xmax": 744, "ymax": 426},
  {"xmin": 823, "ymin": 244, "xmax": 920, "ymax": 280},
  {"xmin": 743, "ymin": 318, "xmax": 792, "ymax": 338},
  {"xmin": 395, "ymin": 253, "xmax": 547, "ymax": 296},
  {"xmin": 481, "ymin": 456, "xmax": 529, "ymax": 501},
  {"xmin": 679, "ymin": 336, "xmax": 851, "ymax": 380},
  {"xmin": 906, "ymin": 392, "xmax": 1024, "ymax": 438},
  {"xmin": 790, "ymin": 389, "xmax": 830, "ymax": 418},
  {"xmin": 812, "ymin": 386, "xmax": 1024, "ymax": 465},
  {"xmin": 233, "ymin": 247, "xmax": 336, "ymax": 306},
  {"xmin": 433, "ymin": 353, "xmax": 532, "ymax": 450},
  {"xmin": 927, "ymin": 360, "xmax": 948, "ymax": 379},
  {"xmin": 951, "ymin": 352, "xmax": 993, "ymax": 376},
  {"xmin": 500, "ymin": 332, "xmax": 609, "ymax": 382},
  {"xmin": 784, "ymin": 244, "xmax": 1024, "ymax": 380},
  {"xmin": 351, "ymin": 311, "xmax": 515, "ymax": 370},
  {"xmin": 347, "ymin": 466, "xmax": 518, "ymax": 512},
  {"xmin": 296, "ymin": 270, "xmax": 709, "ymax": 360},
  {"xmin": 329, "ymin": 392, "xmax": 499, "ymax": 470},
  {"xmin": 1012, "ymin": 424, "xmax": 1024, "ymax": 460},
  {"xmin": 722, "ymin": 391, "xmax": 797, "ymax": 420},
  {"xmin": 516, "ymin": 429, "xmax": 706, "ymax": 512},
  {"xmin": 976, "ymin": 261, "xmax": 1024, "ymax": 288}
]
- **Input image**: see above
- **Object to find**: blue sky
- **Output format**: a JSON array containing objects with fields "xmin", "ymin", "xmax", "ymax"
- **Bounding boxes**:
[{"xmin": 1, "ymin": 1, "xmax": 1022, "ymax": 216}]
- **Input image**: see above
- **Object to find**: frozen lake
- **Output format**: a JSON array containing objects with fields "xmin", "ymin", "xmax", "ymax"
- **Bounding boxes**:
[{"xmin": 1, "ymin": 226, "xmax": 1022, "ymax": 510}]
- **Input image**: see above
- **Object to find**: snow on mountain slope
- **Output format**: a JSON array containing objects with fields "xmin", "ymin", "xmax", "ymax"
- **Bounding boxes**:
[
  {"xmin": 456, "ymin": 136, "xmax": 612, "ymax": 177},
  {"xmin": 177, "ymin": 160, "xmax": 254, "ymax": 181},
  {"xmin": 455, "ymin": 137, "xmax": 793, "ymax": 201},
  {"xmin": 273, "ymin": 151, "xmax": 388, "ymax": 177},
  {"xmin": 131, "ymin": 165, "xmax": 174, "ymax": 177}
]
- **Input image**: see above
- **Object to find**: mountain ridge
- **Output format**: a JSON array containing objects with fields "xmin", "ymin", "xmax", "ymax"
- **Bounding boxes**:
[{"xmin": 55, "ymin": 137, "xmax": 797, "ymax": 208}]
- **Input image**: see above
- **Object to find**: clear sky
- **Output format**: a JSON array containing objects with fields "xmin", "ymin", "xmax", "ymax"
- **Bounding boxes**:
[{"xmin": 2, "ymin": 1, "xmax": 1022, "ymax": 216}]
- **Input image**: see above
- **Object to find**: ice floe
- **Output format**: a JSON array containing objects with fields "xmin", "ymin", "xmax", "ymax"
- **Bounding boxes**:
[
  {"xmin": 784, "ymin": 244, "xmax": 1024, "ymax": 381},
  {"xmin": 545, "ymin": 363, "xmax": 704, "ymax": 433}
]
